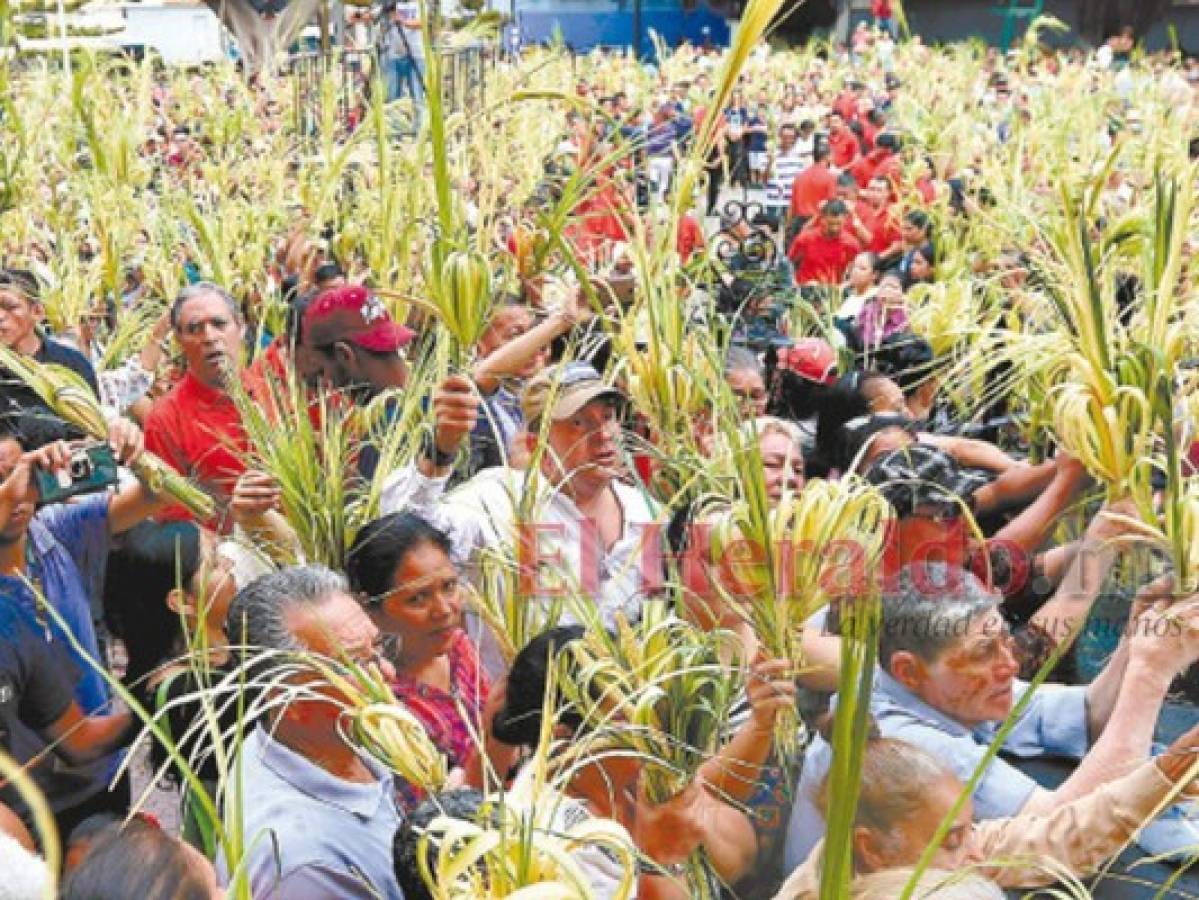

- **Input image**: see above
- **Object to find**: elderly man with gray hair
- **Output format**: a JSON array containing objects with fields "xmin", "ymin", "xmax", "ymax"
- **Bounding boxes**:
[
  {"xmin": 784, "ymin": 561, "xmax": 1199, "ymax": 872},
  {"xmin": 143, "ymin": 282, "xmax": 252, "ymax": 533},
  {"xmin": 218, "ymin": 565, "xmax": 404, "ymax": 900}
]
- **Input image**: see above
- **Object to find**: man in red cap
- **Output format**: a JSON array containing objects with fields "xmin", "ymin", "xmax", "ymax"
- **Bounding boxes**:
[
  {"xmin": 299, "ymin": 284, "xmax": 479, "ymax": 480},
  {"xmin": 300, "ymin": 284, "xmax": 417, "ymax": 400}
]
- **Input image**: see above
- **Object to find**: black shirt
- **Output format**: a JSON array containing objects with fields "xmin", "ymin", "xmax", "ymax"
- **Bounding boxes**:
[
  {"xmin": 36, "ymin": 336, "xmax": 99, "ymax": 395},
  {"xmin": 0, "ymin": 602, "xmax": 75, "ymax": 754}
]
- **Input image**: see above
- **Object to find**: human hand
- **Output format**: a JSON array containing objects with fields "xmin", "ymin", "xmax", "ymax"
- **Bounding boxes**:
[
  {"xmin": 432, "ymin": 374, "xmax": 480, "ymax": 456},
  {"xmin": 1157, "ymin": 718, "xmax": 1199, "ymax": 787},
  {"xmin": 1086, "ymin": 496, "xmax": 1146, "ymax": 543},
  {"xmin": 107, "ymin": 418, "xmax": 145, "ymax": 467},
  {"xmin": 231, "ymin": 470, "xmax": 282, "ymax": 524},
  {"xmin": 1052, "ymin": 450, "xmax": 1089, "ymax": 486},
  {"xmin": 1128, "ymin": 578, "xmax": 1199, "ymax": 678},
  {"xmin": 632, "ymin": 777, "xmax": 706, "ymax": 867},
  {"xmin": 746, "ymin": 653, "xmax": 797, "ymax": 735}
]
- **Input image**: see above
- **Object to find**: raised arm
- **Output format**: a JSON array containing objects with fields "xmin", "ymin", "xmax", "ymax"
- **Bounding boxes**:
[{"xmin": 1018, "ymin": 589, "xmax": 1199, "ymax": 816}]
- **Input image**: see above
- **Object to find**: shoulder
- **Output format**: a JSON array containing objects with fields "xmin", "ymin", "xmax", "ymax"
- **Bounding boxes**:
[
  {"xmin": 144, "ymin": 384, "xmax": 187, "ymax": 428},
  {"xmin": 41, "ymin": 338, "xmax": 92, "ymax": 370},
  {"xmin": 613, "ymin": 480, "xmax": 659, "ymax": 520},
  {"xmin": 33, "ymin": 493, "xmax": 110, "ymax": 542},
  {"xmin": 0, "ymin": 601, "xmax": 41, "ymax": 647}
]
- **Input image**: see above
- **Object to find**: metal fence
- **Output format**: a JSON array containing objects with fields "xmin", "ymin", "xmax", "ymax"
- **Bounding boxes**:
[{"xmin": 288, "ymin": 41, "xmax": 500, "ymax": 139}]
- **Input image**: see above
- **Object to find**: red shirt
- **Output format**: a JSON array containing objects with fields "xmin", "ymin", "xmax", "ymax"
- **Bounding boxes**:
[
  {"xmin": 143, "ymin": 371, "xmax": 249, "ymax": 533},
  {"xmin": 789, "ymin": 164, "xmax": 838, "ymax": 219},
  {"xmin": 788, "ymin": 228, "xmax": 862, "ymax": 284},
  {"xmin": 832, "ymin": 92, "xmax": 859, "ymax": 123},
  {"xmin": 828, "ymin": 127, "xmax": 861, "ymax": 170},
  {"xmin": 872, "ymin": 0, "xmax": 893, "ymax": 17},
  {"xmin": 676, "ymin": 213, "xmax": 704, "ymax": 262},
  {"xmin": 850, "ymin": 148, "xmax": 898, "ymax": 188},
  {"xmin": 855, "ymin": 200, "xmax": 902, "ymax": 255}
]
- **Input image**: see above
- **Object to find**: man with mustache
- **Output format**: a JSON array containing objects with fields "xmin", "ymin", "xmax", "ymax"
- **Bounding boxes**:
[{"xmin": 143, "ymin": 282, "xmax": 250, "ymax": 533}]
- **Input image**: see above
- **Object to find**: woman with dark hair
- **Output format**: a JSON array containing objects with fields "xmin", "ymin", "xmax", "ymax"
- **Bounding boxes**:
[
  {"xmin": 347, "ymin": 512, "xmax": 504, "ymax": 799},
  {"xmin": 488, "ymin": 627, "xmax": 759, "ymax": 899},
  {"xmin": 102, "ymin": 519, "xmax": 239, "ymax": 854},
  {"xmin": 904, "ymin": 242, "xmax": 937, "ymax": 287},
  {"xmin": 61, "ymin": 818, "xmax": 222, "ymax": 900}
]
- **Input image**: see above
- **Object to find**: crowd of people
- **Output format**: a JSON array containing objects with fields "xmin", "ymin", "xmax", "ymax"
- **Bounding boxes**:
[{"xmin": 0, "ymin": 10, "xmax": 1198, "ymax": 900}]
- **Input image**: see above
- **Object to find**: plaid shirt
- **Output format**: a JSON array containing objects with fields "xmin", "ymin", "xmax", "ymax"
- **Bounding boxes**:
[{"xmin": 864, "ymin": 442, "xmax": 990, "ymax": 518}]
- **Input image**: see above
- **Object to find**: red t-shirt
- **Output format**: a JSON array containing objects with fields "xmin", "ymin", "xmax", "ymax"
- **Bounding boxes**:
[
  {"xmin": 788, "ymin": 228, "xmax": 862, "ymax": 284},
  {"xmin": 832, "ymin": 92, "xmax": 859, "ymax": 123},
  {"xmin": 872, "ymin": 0, "xmax": 893, "ymax": 17},
  {"xmin": 789, "ymin": 165, "xmax": 838, "ymax": 219},
  {"xmin": 855, "ymin": 200, "xmax": 902, "ymax": 255},
  {"xmin": 828, "ymin": 127, "xmax": 861, "ymax": 170},
  {"xmin": 851, "ymin": 148, "xmax": 898, "ymax": 188},
  {"xmin": 143, "ymin": 371, "xmax": 249, "ymax": 533}
]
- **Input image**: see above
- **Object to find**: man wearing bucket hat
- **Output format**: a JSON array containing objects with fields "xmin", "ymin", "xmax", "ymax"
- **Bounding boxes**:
[{"xmin": 381, "ymin": 361, "xmax": 661, "ymax": 674}]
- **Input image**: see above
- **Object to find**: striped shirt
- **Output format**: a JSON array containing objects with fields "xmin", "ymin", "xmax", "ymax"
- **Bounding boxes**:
[{"xmin": 766, "ymin": 148, "xmax": 810, "ymax": 209}]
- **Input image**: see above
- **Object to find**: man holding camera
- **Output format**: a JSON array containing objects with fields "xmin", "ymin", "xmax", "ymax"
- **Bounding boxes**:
[{"xmin": 0, "ymin": 413, "xmax": 169, "ymax": 838}]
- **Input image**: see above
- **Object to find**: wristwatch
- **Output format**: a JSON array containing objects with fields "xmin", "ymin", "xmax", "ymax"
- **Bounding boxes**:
[{"xmin": 421, "ymin": 433, "xmax": 457, "ymax": 468}]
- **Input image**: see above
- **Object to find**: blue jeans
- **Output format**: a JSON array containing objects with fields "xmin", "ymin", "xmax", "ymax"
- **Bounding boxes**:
[{"xmin": 387, "ymin": 56, "xmax": 425, "ymax": 103}]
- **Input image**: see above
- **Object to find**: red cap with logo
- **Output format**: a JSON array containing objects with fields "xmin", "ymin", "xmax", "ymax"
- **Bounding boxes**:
[
  {"xmin": 303, "ymin": 285, "xmax": 415, "ymax": 353},
  {"xmin": 777, "ymin": 337, "xmax": 838, "ymax": 385}
]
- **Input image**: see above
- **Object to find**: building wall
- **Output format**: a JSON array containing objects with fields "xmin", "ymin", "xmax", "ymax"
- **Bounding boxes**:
[
  {"xmin": 897, "ymin": 0, "xmax": 1199, "ymax": 51},
  {"xmin": 516, "ymin": 0, "xmax": 731, "ymax": 51},
  {"xmin": 517, "ymin": 0, "xmax": 1199, "ymax": 54}
]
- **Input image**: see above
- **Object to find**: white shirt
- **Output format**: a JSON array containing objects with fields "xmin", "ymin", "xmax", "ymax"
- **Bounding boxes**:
[
  {"xmin": 381, "ymin": 465, "xmax": 662, "ymax": 671},
  {"xmin": 508, "ymin": 766, "xmax": 638, "ymax": 899}
]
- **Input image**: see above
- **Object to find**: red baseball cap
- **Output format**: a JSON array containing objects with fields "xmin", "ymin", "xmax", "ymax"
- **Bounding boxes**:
[
  {"xmin": 777, "ymin": 338, "xmax": 838, "ymax": 385},
  {"xmin": 303, "ymin": 285, "xmax": 415, "ymax": 353}
]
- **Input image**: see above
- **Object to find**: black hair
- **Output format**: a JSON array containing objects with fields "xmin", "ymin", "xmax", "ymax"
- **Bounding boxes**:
[
  {"xmin": 0, "ymin": 267, "xmax": 42, "ymax": 302},
  {"xmin": 393, "ymin": 790, "xmax": 487, "ymax": 900},
  {"xmin": 903, "ymin": 209, "xmax": 931, "ymax": 233},
  {"xmin": 346, "ymin": 512, "xmax": 454, "ymax": 602},
  {"xmin": 285, "ymin": 289, "xmax": 318, "ymax": 346},
  {"xmin": 280, "ymin": 273, "xmax": 302, "ymax": 306},
  {"xmin": 813, "ymin": 379, "xmax": 873, "ymax": 470},
  {"xmin": 872, "ymin": 332, "xmax": 937, "ymax": 394},
  {"xmin": 314, "ymin": 261, "xmax": 345, "ymax": 284},
  {"xmin": 823, "ymin": 198, "xmax": 849, "ymax": 217},
  {"xmin": 490, "ymin": 625, "xmax": 587, "ymax": 747},
  {"xmin": 60, "ymin": 819, "xmax": 213, "ymax": 900},
  {"xmin": 836, "ymin": 172, "xmax": 858, "ymax": 189},
  {"xmin": 812, "ymin": 143, "xmax": 831, "ymax": 164},
  {"xmin": 103, "ymin": 521, "xmax": 203, "ymax": 700}
]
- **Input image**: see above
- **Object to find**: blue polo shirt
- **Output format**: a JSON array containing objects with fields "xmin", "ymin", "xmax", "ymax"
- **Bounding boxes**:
[
  {"xmin": 783, "ymin": 667, "xmax": 1088, "ymax": 872},
  {"xmin": 0, "ymin": 494, "xmax": 111, "ymax": 712},
  {"xmin": 0, "ymin": 494, "xmax": 118, "ymax": 815},
  {"xmin": 221, "ymin": 726, "xmax": 405, "ymax": 899}
]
